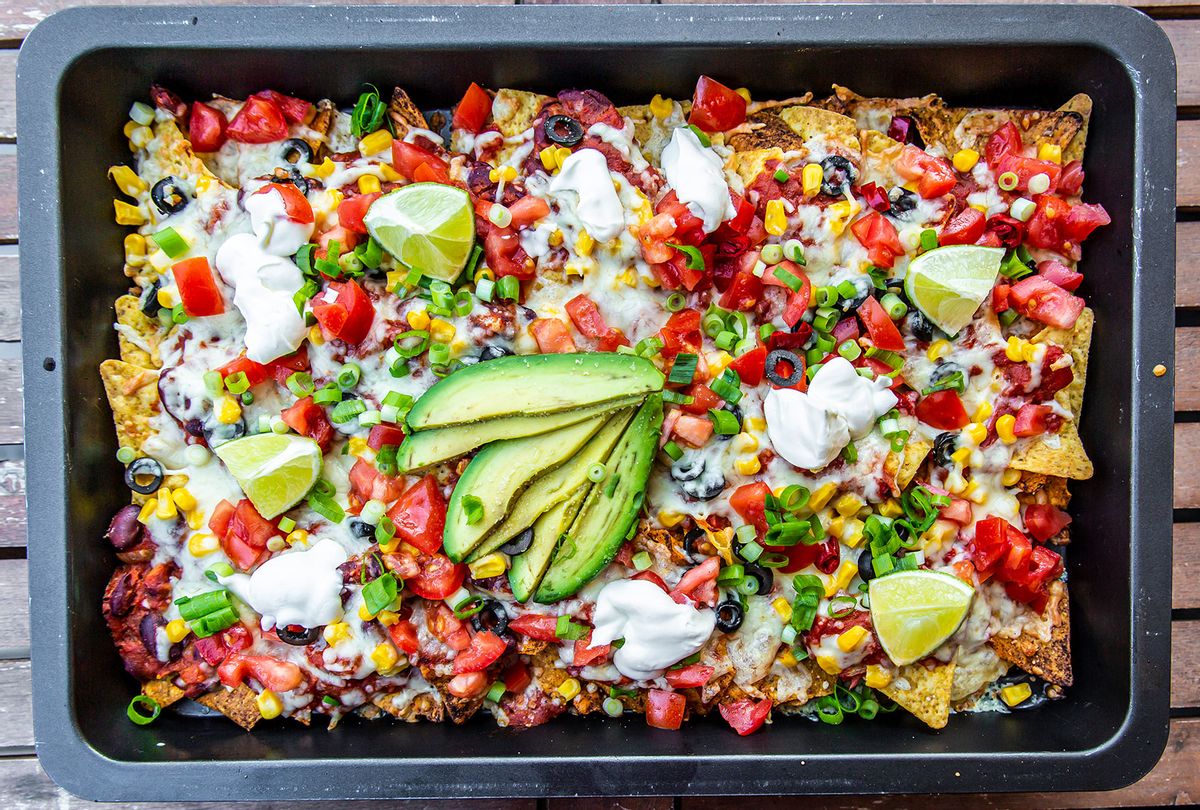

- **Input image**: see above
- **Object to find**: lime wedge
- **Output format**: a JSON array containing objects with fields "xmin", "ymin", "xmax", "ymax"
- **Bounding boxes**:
[
  {"xmin": 363, "ymin": 182, "xmax": 475, "ymax": 282},
  {"xmin": 868, "ymin": 570, "xmax": 975, "ymax": 665},
  {"xmin": 904, "ymin": 245, "xmax": 1005, "ymax": 336},
  {"xmin": 214, "ymin": 433, "xmax": 322, "ymax": 519}
]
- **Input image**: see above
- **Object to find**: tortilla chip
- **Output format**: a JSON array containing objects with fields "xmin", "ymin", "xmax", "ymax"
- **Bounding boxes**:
[
  {"xmin": 990, "ymin": 581, "xmax": 1073, "ymax": 687},
  {"xmin": 728, "ymin": 110, "xmax": 809, "ymax": 153},
  {"xmin": 372, "ymin": 690, "xmax": 446, "ymax": 723},
  {"xmin": 1016, "ymin": 472, "xmax": 1072, "ymax": 510},
  {"xmin": 777, "ymin": 105, "xmax": 861, "ymax": 155},
  {"xmin": 306, "ymin": 98, "xmax": 336, "ymax": 155},
  {"xmin": 143, "ymin": 678, "xmax": 185, "ymax": 709},
  {"xmin": 881, "ymin": 660, "xmax": 956, "ymax": 730},
  {"xmin": 1057, "ymin": 94, "xmax": 1093, "ymax": 165},
  {"xmin": 620, "ymin": 99, "xmax": 691, "ymax": 165},
  {"xmin": 769, "ymin": 659, "xmax": 835, "ymax": 708},
  {"xmin": 950, "ymin": 647, "xmax": 1009, "ymax": 705},
  {"xmin": 197, "ymin": 684, "xmax": 260, "ymax": 731},
  {"xmin": 491, "ymin": 88, "xmax": 549, "ymax": 139},
  {"xmin": 911, "ymin": 98, "xmax": 1088, "ymax": 159},
  {"xmin": 746, "ymin": 94, "xmax": 815, "ymax": 116},
  {"xmin": 388, "ymin": 86, "xmax": 429, "ymax": 137},
  {"xmin": 727, "ymin": 147, "xmax": 786, "ymax": 188},
  {"xmin": 816, "ymin": 85, "xmax": 942, "ymax": 134},
  {"xmin": 897, "ymin": 439, "xmax": 932, "ymax": 489},
  {"xmin": 143, "ymin": 119, "xmax": 219, "ymax": 185},
  {"xmin": 99, "ymin": 359, "xmax": 160, "ymax": 453},
  {"xmin": 113, "ymin": 295, "xmax": 160, "ymax": 368},
  {"xmin": 1033, "ymin": 307, "xmax": 1093, "ymax": 420}
]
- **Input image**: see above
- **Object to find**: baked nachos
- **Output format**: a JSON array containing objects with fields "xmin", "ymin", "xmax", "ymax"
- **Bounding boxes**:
[{"xmin": 104, "ymin": 78, "xmax": 1105, "ymax": 734}]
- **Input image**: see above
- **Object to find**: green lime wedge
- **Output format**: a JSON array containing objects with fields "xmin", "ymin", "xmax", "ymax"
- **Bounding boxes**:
[
  {"xmin": 868, "ymin": 570, "xmax": 975, "ymax": 665},
  {"xmin": 214, "ymin": 433, "xmax": 323, "ymax": 519},
  {"xmin": 363, "ymin": 182, "xmax": 475, "ymax": 283},
  {"xmin": 904, "ymin": 245, "xmax": 1005, "ymax": 336}
]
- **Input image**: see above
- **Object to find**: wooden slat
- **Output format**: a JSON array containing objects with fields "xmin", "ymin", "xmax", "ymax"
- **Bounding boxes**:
[
  {"xmin": 0, "ymin": 459, "xmax": 23, "ymax": 548},
  {"xmin": 1173, "ymin": 621, "xmax": 1200, "ymax": 708},
  {"xmin": 0, "ymin": 51, "xmax": 12, "ymax": 142},
  {"xmin": 1181, "ymin": 120, "xmax": 1200, "ymax": 209},
  {"xmin": 0, "ymin": 254, "xmax": 18, "ymax": 340},
  {"xmin": 1175, "ymin": 523, "xmax": 1200, "ymax": 609},
  {"xmin": 1177, "ymin": 423, "xmax": 1200, "ymax": 508},
  {"xmin": 0, "ymin": 558, "xmax": 26, "ymax": 652},
  {"xmin": 0, "ymin": 358, "xmax": 20, "ymax": 444},
  {"xmin": 1178, "ymin": 221, "xmax": 1200, "ymax": 308},
  {"xmin": 656, "ymin": 0, "xmax": 1191, "ymax": 5},
  {"xmin": 1163, "ymin": 20, "xmax": 1200, "ymax": 109},
  {"xmin": 1178, "ymin": 328, "xmax": 1198, "ymax": 409},
  {"xmin": 0, "ymin": 152, "xmax": 13, "ymax": 241},
  {"xmin": 0, "ymin": 659, "xmax": 30, "ymax": 749},
  {"xmin": 547, "ymin": 801, "xmax": 671, "ymax": 810}
]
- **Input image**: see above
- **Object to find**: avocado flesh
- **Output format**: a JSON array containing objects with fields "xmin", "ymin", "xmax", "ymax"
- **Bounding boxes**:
[
  {"xmin": 397, "ymin": 396, "xmax": 641, "ymax": 473},
  {"xmin": 465, "ymin": 407, "xmax": 636, "ymax": 563},
  {"xmin": 406, "ymin": 352, "xmax": 664, "ymax": 431},
  {"xmin": 509, "ymin": 486, "xmax": 589, "ymax": 603},
  {"xmin": 534, "ymin": 394, "xmax": 664, "ymax": 603},
  {"xmin": 442, "ymin": 414, "xmax": 610, "ymax": 563}
]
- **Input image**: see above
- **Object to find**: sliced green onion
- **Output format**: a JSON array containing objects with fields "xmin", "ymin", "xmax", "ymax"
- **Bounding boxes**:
[
  {"xmin": 462, "ymin": 495, "xmax": 484, "ymax": 525},
  {"xmin": 170, "ymin": 304, "xmax": 188, "ymax": 324},
  {"xmin": 362, "ymin": 573, "xmax": 398, "ymax": 615},
  {"xmin": 717, "ymin": 564, "xmax": 745, "ymax": 584},
  {"xmin": 632, "ymin": 551, "xmax": 653, "ymax": 571},
  {"xmin": 923, "ymin": 370, "xmax": 966, "ymax": 395},
  {"xmin": 709, "ymin": 368, "xmax": 743, "ymax": 404},
  {"xmin": 313, "ymin": 383, "xmax": 342, "ymax": 406},
  {"xmin": 662, "ymin": 440, "xmax": 683, "ymax": 461},
  {"xmin": 555, "ymin": 615, "xmax": 588, "ymax": 640},
  {"xmin": 587, "ymin": 463, "xmax": 607, "ymax": 483},
  {"xmin": 774, "ymin": 167, "xmax": 790, "ymax": 182},
  {"xmin": 687, "ymin": 124, "xmax": 712, "ymax": 147},
  {"xmin": 486, "ymin": 681, "xmax": 506, "ymax": 703},
  {"xmin": 816, "ymin": 694, "xmax": 844, "ymax": 725},
  {"xmin": 772, "ymin": 265, "xmax": 804, "ymax": 293},
  {"xmin": 454, "ymin": 290, "xmax": 474, "ymax": 317},
  {"xmin": 806, "ymin": 362, "xmax": 824, "ymax": 381},
  {"xmin": 667, "ymin": 243, "xmax": 705, "ymax": 271},
  {"xmin": 759, "ymin": 323, "xmax": 777, "ymax": 342},
  {"xmin": 842, "ymin": 441, "xmax": 858, "ymax": 463},
  {"xmin": 714, "ymin": 330, "xmax": 736, "ymax": 351},
  {"xmin": 497, "ymin": 275, "xmax": 520, "ymax": 302},
  {"xmin": 116, "ymin": 446, "xmax": 136, "ymax": 464},
  {"xmin": 404, "ymin": 267, "xmax": 423, "ymax": 288},
  {"xmin": 475, "ymin": 277, "xmax": 496, "ymax": 302},
  {"xmin": 815, "ymin": 286, "xmax": 839, "ymax": 308},
  {"xmin": 702, "ymin": 307, "xmax": 727, "ymax": 338},
  {"xmin": 668, "ymin": 352, "xmax": 698, "ymax": 385},
  {"xmin": 814, "ymin": 333, "xmax": 836, "ymax": 354},
  {"xmin": 997, "ymin": 171, "xmax": 1019, "ymax": 192},
  {"xmin": 127, "ymin": 695, "xmax": 161, "ymax": 725},
  {"xmin": 355, "ymin": 237, "xmax": 384, "ymax": 270},
  {"xmin": 394, "ymin": 330, "xmax": 430, "ymax": 358},
  {"xmin": 662, "ymin": 390, "xmax": 694, "ymax": 406},
  {"xmin": 709, "ymin": 407, "xmax": 740, "ymax": 436},
  {"xmin": 453, "ymin": 595, "xmax": 485, "ymax": 620},
  {"xmin": 240, "ymin": 392, "xmax": 254, "ymax": 406},
  {"xmin": 204, "ymin": 562, "xmax": 234, "ymax": 582},
  {"xmin": 152, "ymin": 227, "xmax": 188, "ymax": 259},
  {"xmin": 999, "ymin": 308, "xmax": 1020, "ymax": 327},
  {"xmin": 308, "ymin": 493, "xmax": 344, "ymax": 523},
  {"xmin": 735, "ymin": 524, "xmax": 757, "ymax": 545},
  {"xmin": 175, "ymin": 589, "xmax": 233, "ymax": 621},
  {"xmin": 778, "ymin": 484, "xmax": 810, "ymax": 514},
  {"xmin": 736, "ymin": 577, "xmax": 760, "ymax": 596},
  {"xmin": 603, "ymin": 696, "xmax": 624, "ymax": 717},
  {"xmin": 665, "ymin": 292, "xmax": 687, "ymax": 312},
  {"xmin": 879, "ymin": 292, "xmax": 907, "ymax": 320},
  {"xmin": 286, "ymin": 371, "xmax": 314, "ymax": 398},
  {"xmin": 336, "ymin": 362, "xmax": 361, "ymax": 390},
  {"xmin": 428, "ymin": 342, "xmax": 451, "ymax": 366},
  {"xmin": 350, "ymin": 84, "xmax": 392, "ymax": 138},
  {"xmin": 836, "ymin": 280, "xmax": 859, "ymax": 301},
  {"xmin": 783, "ymin": 238, "xmax": 806, "ymax": 264},
  {"xmin": 323, "ymin": 695, "xmax": 341, "ymax": 708},
  {"xmin": 919, "ymin": 229, "xmax": 939, "ymax": 252},
  {"xmin": 376, "ymin": 516, "xmax": 396, "ymax": 545},
  {"xmin": 330, "ymin": 398, "xmax": 366, "ymax": 424},
  {"xmin": 864, "ymin": 346, "xmax": 904, "ymax": 371},
  {"xmin": 741, "ymin": 541, "xmax": 764, "ymax": 563},
  {"xmin": 635, "ymin": 336, "xmax": 664, "ymax": 358},
  {"xmin": 838, "ymin": 340, "xmax": 862, "ymax": 361}
]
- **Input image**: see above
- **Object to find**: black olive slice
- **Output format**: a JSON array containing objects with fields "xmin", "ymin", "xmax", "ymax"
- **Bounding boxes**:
[
  {"xmin": 470, "ymin": 600, "xmax": 510, "ymax": 636},
  {"xmin": 670, "ymin": 456, "xmax": 705, "ymax": 482},
  {"xmin": 715, "ymin": 599, "xmax": 744, "ymax": 633},
  {"xmin": 124, "ymin": 457, "xmax": 164, "ymax": 495},
  {"xmin": 820, "ymin": 155, "xmax": 857, "ymax": 197},
  {"xmin": 544, "ymin": 114, "xmax": 584, "ymax": 147},
  {"xmin": 888, "ymin": 187, "xmax": 918, "ymax": 217},
  {"xmin": 857, "ymin": 546, "xmax": 878, "ymax": 583},
  {"xmin": 280, "ymin": 138, "xmax": 314, "ymax": 165},
  {"xmin": 349, "ymin": 519, "xmax": 375, "ymax": 539},
  {"xmin": 932, "ymin": 431, "xmax": 958, "ymax": 467},
  {"xmin": 682, "ymin": 527, "xmax": 707, "ymax": 561},
  {"xmin": 140, "ymin": 279, "xmax": 162, "ymax": 315},
  {"xmin": 151, "ymin": 176, "xmax": 189, "ymax": 215},
  {"xmin": 277, "ymin": 625, "xmax": 320, "ymax": 646},
  {"xmin": 764, "ymin": 349, "xmax": 805, "ymax": 388},
  {"xmin": 499, "ymin": 527, "xmax": 533, "ymax": 555},
  {"xmin": 742, "ymin": 562, "xmax": 774, "ymax": 596},
  {"xmin": 479, "ymin": 345, "xmax": 513, "ymax": 362}
]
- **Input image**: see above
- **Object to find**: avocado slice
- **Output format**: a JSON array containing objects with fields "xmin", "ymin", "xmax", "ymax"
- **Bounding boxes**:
[
  {"xmin": 533, "ymin": 394, "xmax": 664, "ymax": 603},
  {"xmin": 397, "ymin": 396, "xmax": 642, "ymax": 473},
  {"xmin": 442, "ymin": 414, "xmax": 610, "ymax": 562},
  {"xmin": 406, "ymin": 352, "xmax": 663, "ymax": 431},
  {"xmin": 465, "ymin": 407, "xmax": 636, "ymax": 563},
  {"xmin": 509, "ymin": 486, "xmax": 589, "ymax": 603}
]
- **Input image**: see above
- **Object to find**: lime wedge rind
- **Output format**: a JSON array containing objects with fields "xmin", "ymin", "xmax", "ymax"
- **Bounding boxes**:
[
  {"xmin": 214, "ymin": 433, "xmax": 322, "ymax": 519},
  {"xmin": 364, "ymin": 182, "xmax": 475, "ymax": 283},
  {"xmin": 868, "ymin": 570, "xmax": 975, "ymax": 666},
  {"xmin": 904, "ymin": 245, "xmax": 1005, "ymax": 336}
]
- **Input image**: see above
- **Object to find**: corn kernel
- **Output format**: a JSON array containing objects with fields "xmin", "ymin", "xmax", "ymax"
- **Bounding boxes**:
[
  {"xmin": 135, "ymin": 499, "xmax": 157, "ymax": 526},
  {"xmin": 923, "ymin": 519, "xmax": 959, "ymax": 551},
  {"xmin": 129, "ymin": 125, "xmax": 153, "ymax": 148},
  {"xmin": 808, "ymin": 482, "xmax": 838, "ymax": 511},
  {"xmin": 215, "ymin": 396, "xmax": 242, "ymax": 425},
  {"xmin": 1005, "ymin": 336, "xmax": 1026, "ymax": 362},
  {"xmin": 287, "ymin": 529, "xmax": 309, "ymax": 546},
  {"xmin": 1000, "ymin": 682, "xmax": 1033, "ymax": 707},
  {"xmin": 359, "ymin": 604, "xmax": 376, "ymax": 621},
  {"xmin": 617, "ymin": 269, "xmax": 637, "ymax": 288},
  {"xmin": 123, "ymin": 120, "xmax": 139, "ymax": 139},
  {"xmin": 879, "ymin": 499, "xmax": 903, "ymax": 519},
  {"xmin": 1020, "ymin": 343, "xmax": 1041, "ymax": 364},
  {"xmin": 323, "ymin": 622, "xmax": 351, "ymax": 646},
  {"xmin": 358, "ymin": 130, "xmax": 393, "ymax": 156},
  {"xmin": 764, "ymin": 199, "xmax": 787, "ymax": 236},
  {"xmin": 468, "ymin": 552, "xmax": 509, "ymax": 580},
  {"xmin": 155, "ymin": 488, "xmax": 177, "ymax": 520},
  {"xmin": 996, "ymin": 414, "xmax": 1017, "ymax": 444},
  {"xmin": 171, "ymin": 487, "xmax": 197, "ymax": 512},
  {"xmin": 430, "ymin": 318, "xmax": 456, "ymax": 343},
  {"xmin": 557, "ymin": 677, "xmax": 581, "ymax": 701},
  {"xmin": 123, "ymin": 234, "xmax": 147, "ymax": 266},
  {"xmin": 109, "ymin": 165, "xmax": 148, "ymax": 197},
  {"xmin": 114, "ymin": 200, "xmax": 147, "ymax": 226},
  {"xmin": 802, "ymin": 163, "xmax": 823, "ymax": 197},
  {"xmin": 865, "ymin": 664, "xmax": 893, "ymax": 689},
  {"xmin": 649, "ymin": 94, "xmax": 673, "ymax": 119},
  {"xmin": 153, "ymin": 287, "xmax": 174, "ymax": 309},
  {"xmin": 187, "ymin": 532, "xmax": 219, "ymax": 557},
  {"xmin": 1001, "ymin": 468, "xmax": 1022, "ymax": 487},
  {"xmin": 778, "ymin": 649, "xmax": 798, "ymax": 668},
  {"xmin": 187, "ymin": 510, "xmax": 205, "ymax": 530},
  {"xmin": 952, "ymin": 148, "xmax": 980, "ymax": 173},
  {"xmin": 357, "ymin": 174, "xmax": 382, "ymax": 195},
  {"xmin": 816, "ymin": 654, "xmax": 841, "ymax": 675},
  {"xmin": 256, "ymin": 689, "xmax": 283, "ymax": 719},
  {"xmin": 1037, "ymin": 143, "xmax": 1062, "ymax": 165},
  {"xmin": 308, "ymin": 325, "xmax": 325, "ymax": 345},
  {"xmin": 966, "ymin": 482, "xmax": 988, "ymax": 505},
  {"xmin": 735, "ymin": 455, "xmax": 761, "ymax": 476},
  {"xmin": 195, "ymin": 175, "xmax": 215, "ymax": 195},
  {"xmin": 837, "ymin": 625, "xmax": 868, "ymax": 652},
  {"xmin": 746, "ymin": 416, "xmax": 767, "ymax": 431},
  {"xmin": 926, "ymin": 339, "xmax": 951, "ymax": 362},
  {"xmin": 951, "ymin": 446, "xmax": 973, "ymax": 466},
  {"xmin": 574, "ymin": 229, "xmax": 596, "ymax": 258},
  {"xmin": 708, "ymin": 351, "xmax": 734, "ymax": 376},
  {"xmin": 371, "ymin": 641, "xmax": 400, "ymax": 673},
  {"xmin": 658, "ymin": 510, "xmax": 685, "ymax": 528},
  {"xmin": 825, "ymin": 562, "xmax": 859, "ymax": 597},
  {"xmin": 947, "ymin": 475, "xmax": 967, "ymax": 496},
  {"xmin": 546, "ymin": 229, "xmax": 564, "ymax": 248},
  {"xmin": 733, "ymin": 432, "xmax": 759, "ymax": 454},
  {"xmin": 970, "ymin": 402, "xmax": 993, "ymax": 423},
  {"xmin": 555, "ymin": 147, "xmax": 572, "ymax": 168},
  {"xmin": 161, "ymin": 618, "xmax": 189, "ymax": 644},
  {"xmin": 965, "ymin": 422, "xmax": 987, "ymax": 445},
  {"xmin": 539, "ymin": 146, "xmax": 560, "ymax": 171},
  {"xmin": 379, "ymin": 163, "xmax": 402, "ymax": 182},
  {"xmin": 834, "ymin": 493, "xmax": 864, "ymax": 518},
  {"xmin": 771, "ymin": 598, "xmax": 792, "ymax": 624},
  {"xmin": 843, "ymin": 518, "xmax": 865, "ymax": 548}
]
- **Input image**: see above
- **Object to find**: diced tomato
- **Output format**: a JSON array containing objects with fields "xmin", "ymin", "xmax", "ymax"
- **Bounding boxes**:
[
  {"xmin": 311, "ymin": 279, "xmax": 375, "ymax": 344},
  {"xmin": 391, "ymin": 140, "xmax": 450, "ymax": 182},
  {"xmin": 413, "ymin": 161, "xmax": 451, "ymax": 185},
  {"xmin": 995, "ymin": 154, "xmax": 1062, "ymax": 195},
  {"xmin": 219, "ymin": 500, "xmax": 278, "ymax": 571},
  {"xmin": 508, "ymin": 195, "xmax": 551, "ymax": 228},
  {"xmin": 453, "ymin": 631, "xmax": 507, "ymax": 674},
  {"xmin": 188, "ymin": 101, "xmax": 227, "ymax": 152},
  {"xmin": 1062, "ymin": 203, "xmax": 1110, "ymax": 243},
  {"xmin": 665, "ymin": 664, "xmax": 715, "ymax": 689},
  {"xmin": 970, "ymin": 517, "xmax": 1011, "ymax": 574},
  {"xmin": 658, "ymin": 309, "xmax": 703, "ymax": 359},
  {"xmin": 280, "ymin": 396, "xmax": 333, "ymax": 451},
  {"xmin": 452, "ymin": 82, "xmax": 492, "ymax": 134},
  {"xmin": 857, "ymin": 295, "xmax": 906, "ymax": 352},
  {"xmin": 529, "ymin": 318, "xmax": 578, "ymax": 353},
  {"xmin": 984, "ymin": 122, "xmax": 1023, "ymax": 167},
  {"xmin": 447, "ymin": 672, "xmax": 488, "ymax": 698},
  {"xmin": 208, "ymin": 499, "xmax": 235, "ymax": 539},
  {"xmin": 348, "ymin": 457, "xmax": 405, "ymax": 505},
  {"xmin": 1059, "ymin": 160, "xmax": 1085, "ymax": 196},
  {"xmin": 252, "ymin": 90, "xmax": 313, "ymax": 124},
  {"xmin": 672, "ymin": 413, "xmax": 714, "ymax": 448},
  {"xmin": 915, "ymin": 390, "xmax": 969, "ymax": 430},
  {"xmin": 427, "ymin": 605, "xmax": 471, "ymax": 651},
  {"xmin": 316, "ymin": 225, "xmax": 360, "ymax": 256},
  {"xmin": 831, "ymin": 317, "xmax": 861, "ymax": 344},
  {"xmin": 645, "ymin": 689, "xmax": 687, "ymax": 730},
  {"xmin": 1037, "ymin": 259, "xmax": 1083, "ymax": 292},
  {"xmin": 1008, "ymin": 274, "xmax": 1085, "ymax": 329},
  {"xmin": 1003, "ymin": 545, "xmax": 1063, "ymax": 611},
  {"xmin": 573, "ymin": 633, "xmax": 612, "ymax": 667},
  {"xmin": 940, "ymin": 498, "xmax": 974, "ymax": 526},
  {"xmin": 719, "ymin": 271, "xmax": 763, "ymax": 311},
  {"xmin": 718, "ymin": 698, "xmax": 772, "ymax": 736},
  {"xmin": 388, "ymin": 620, "xmax": 420, "ymax": 654},
  {"xmin": 507, "ymin": 614, "xmax": 562, "ymax": 643},
  {"xmin": 894, "ymin": 145, "xmax": 956, "ymax": 198},
  {"xmin": 1024, "ymin": 504, "xmax": 1072, "ymax": 542},
  {"xmin": 998, "ymin": 530, "xmax": 1033, "ymax": 582},
  {"xmin": 406, "ymin": 553, "xmax": 465, "ymax": 600},
  {"xmin": 762, "ymin": 260, "xmax": 811, "ymax": 327},
  {"xmin": 386, "ymin": 475, "xmax": 447, "ymax": 556},
  {"xmin": 631, "ymin": 570, "xmax": 671, "ymax": 592},
  {"xmin": 670, "ymin": 557, "xmax": 720, "ymax": 604},
  {"xmin": 1024, "ymin": 195, "xmax": 1073, "ymax": 252},
  {"xmin": 939, "ymin": 208, "xmax": 986, "ymax": 246},
  {"xmin": 172, "ymin": 257, "xmax": 225, "ymax": 317},
  {"xmin": 367, "ymin": 423, "xmax": 406, "ymax": 450},
  {"xmin": 725, "ymin": 191, "xmax": 755, "ymax": 234},
  {"xmin": 859, "ymin": 182, "xmax": 891, "ymax": 212},
  {"xmin": 1013, "ymin": 403, "xmax": 1054, "ymax": 437},
  {"xmin": 268, "ymin": 347, "xmax": 309, "ymax": 387},
  {"xmin": 220, "ymin": 654, "xmax": 304, "ymax": 692},
  {"xmin": 253, "ymin": 182, "xmax": 315, "ymax": 225},
  {"xmin": 730, "ymin": 482, "xmax": 771, "ymax": 536},
  {"xmin": 226, "ymin": 96, "xmax": 289, "ymax": 144},
  {"xmin": 850, "ymin": 211, "xmax": 905, "ymax": 269},
  {"xmin": 688, "ymin": 76, "xmax": 747, "ymax": 133},
  {"xmin": 565, "ymin": 295, "xmax": 625, "ymax": 348},
  {"xmin": 484, "ymin": 226, "xmax": 532, "ymax": 279},
  {"xmin": 194, "ymin": 636, "xmax": 227, "ymax": 666},
  {"xmin": 502, "ymin": 661, "xmax": 532, "ymax": 693},
  {"xmin": 992, "ymin": 284, "xmax": 1011, "ymax": 313},
  {"xmin": 336, "ymin": 192, "xmax": 380, "ymax": 234},
  {"xmin": 728, "ymin": 346, "xmax": 767, "ymax": 387},
  {"xmin": 214, "ymin": 356, "xmax": 268, "ymax": 391}
]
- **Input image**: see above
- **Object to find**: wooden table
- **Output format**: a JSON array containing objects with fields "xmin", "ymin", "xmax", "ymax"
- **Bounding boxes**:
[{"xmin": 0, "ymin": 0, "xmax": 1195, "ymax": 806}]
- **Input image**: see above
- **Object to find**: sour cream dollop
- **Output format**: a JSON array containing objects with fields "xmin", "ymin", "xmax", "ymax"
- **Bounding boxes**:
[
  {"xmin": 219, "ymin": 538, "xmax": 347, "ymax": 631},
  {"xmin": 765, "ymin": 357, "xmax": 898, "ymax": 470},
  {"xmin": 547, "ymin": 148, "xmax": 625, "ymax": 241},
  {"xmin": 245, "ymin": 186, "xmax": 315, "ymax": 256},
  {"xmin": 589, "ymin": 579, "xmax": 716, "ymax": 681},
  {"xmin": 660, "ymin": 127, "xmax": 736, "ymax": 234}
]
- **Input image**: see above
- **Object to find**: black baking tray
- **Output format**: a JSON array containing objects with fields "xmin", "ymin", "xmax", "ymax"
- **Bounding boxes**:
[{"xmin": 17, "ymin": 4, "xmax": 1176, "ymax": 801}]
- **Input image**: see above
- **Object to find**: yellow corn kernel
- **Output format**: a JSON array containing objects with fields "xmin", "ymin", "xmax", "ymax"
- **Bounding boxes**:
[
  {"xmin": 165, "ymin": 487, "xmax": 195, "ymax": 513},
  {"xmin": 430, "ymin": 318, "xmax": 456, "ymax": 343},
  {"xmin": 733, "ymin": 432, "xmax": 759, "ymax": 454},
  {"xmin": 376, "ymin": 609, "xmax": 399, "ymax": 627},
  {"xmin": 497, "ymin": 165, "xmax": 517, "ymax": 182},
  {"xmin": 547, "ymin": 229, "xmax": 564, "ymax": 248},
  {"xmin": 735, "ymin": 455, "xmax": 761, "ymax": 476},
  {"xmin": 825, "ymin": 562, "xmax": 859, "ymax": 597},
  {"xmin": 187, "ymin": 533, "xmax": 219, "ymax": 557},
  {"xmin": 772, "ymin": 597, "xmax": 793, "ymax": 623},
  {"xmin": 865, "ymin": 664, "xmax": 893, "ymax": 689},
  {"xmin": 575, "ymin": 229, "xmax": 596, "ymax": 257},
  {"xmin": 357, "ymin": 174, "xmax": 382, "ymax": 195},
  {"xmin": 970, "ymin": 203, "xmax": 989, "ymax": 214},
  {"xmin": 123, "ymin": 120, "xmax": 139, "ymax": 139},
  {"xmin": 972, "ymin": 401, "xmax": 993, "ymax": 422},
  {"xmin": 165, "ymin": 618, "xmax": 190, "ymax": 643},
  {"xmin": 708, "ymin": 351, "xmax": 733, "ymax": 376},
  {"xmin": 778, "ymin": 649, "xmax": 798, "ymax": 668},
  {"xmin": 348, "ymin": 437, "xmax": 369, "ymax": 457},
  {"xmin": 308, "ymin": 325, "xmax": 325, "ymax": 345},
  {"xmin": 155, "ymin": 488, "xmax": 177, "ymax": 520},
  {"xmin": 468, "ymin": 552, "xmax": 509, "ymax": 580},
  {"xmin": 555, "ymin": 147, "xmax": 572, "ymax": 168},
  {"xmin": 379, "ymin": 163, "xmax": 403, "ymax": 182},
  {"xmin": 1001, "ymin": 468, "xmax": 1022, "ymax": 487},
  {"xmin": 557, "ymin": 677, "xmax": 581, "ymax": 701},
  {"xmin": 187, "ymin": 510, "xmax": 205, "ymax": 531},
  {"xmin": 802, "ymin": 163, "xmax": 824, "ymax": 197},
  {"xmin": 1005, "ymin": 336, "xmax": 1026, "ymax": 363},
  {"xmin": 879, "ymin": 498, "xmax": 903, "ymax": 519},
  {"xmin": 843, "ymin": 518, "xmax": 865, "ymax": 549},
  {"xmin": 1020, "ymin": 342, "xmax": 1041, "ymax": 364},
  {"xmin": 304, "ymin": 157, "xmax": 333, "ymax": 179},
  {"xmin": 1000, "ymin": 682, "xmax": 1033, "ymax": 707},
  {"xmin": 996, "ymin": 414, "xmax": 1017, "ymax": 444},
  {"xmin": 808, "ymin": 482, "xmax": 838, "ymax": 512},
  {"xmin": 816, "ymin": 654, "xmax": 841, "ymax": 675},
  {"xmin": 129, "ymin": 125, "xmax": 153, "ymax": 148},
  {"xmin": 384, "ymin": 270, "xmax": 405, "ymax": 292},
  {"xmin": 109, "ymin": 165, "xmax": 148, "ymax": 197},
  {"xmin": 539, "ymin": 146, "xmax": 560, "ymax": 171},
  {"xmin": 833, "ymin": 493, "xmax": 864, "ymax": 518},
  {"xmin": 287, "ymin": 529, "xmax": 309, "ymax": 546},
  {"xmin": 123, "ymin": 233, "xmax": 147, "ymax": 264},
  {"xmin": 1037, "ymin": 143, "xmax": 1062, "ymax": 165},
  {"xmin": 966, "ymin": 482, "xmax": 988, "ymax": 505},
  {"xmin": 964, "ymin": 422, "xmax": 987, "ymax": 445},
  {"xmin": 649, "ymin": 93, "xmax": 673, "ymax": 119},
  {"xmin": 951, "ymin": 148, "xmax": 980, "ymax": 173},
  {"xmin": 359, "ymin": 604, "xmax": 376, "ymax": 621},
  {"xmin": 451, "ymin": 339, "xmax": 468, "ymax": 356},
  {"xmin": 658, "ymin": 510, "xmax": 685, "ymax": 528},
  {"xmin": 136, "ymin": 499, "xmax": 158, "ymax": 524},
  {"xmin": 401, "ymin": 307, "xmax": 431, "ymax": 332},
  {"xmin": 256, "ymin": 689, "xmax": 283, "ymax": 720},
  {"xmin": 922, "ymin": 519, "xmax": 959, "ymax": 551},
  {"xmin": 114, "ymin": 200, "xmax": 147, "ymax": 226},
  {"xmin": 371, "ymin": 641, "xmax": 400, "ymax": 673},
  {"xmin": 947, "ymin": 475, "xmax": 967, "ymax": 496},
  {"xmin": 358, "ymin": 130, "xmax": 393, "ymax": 156},
  {"xmin": 323, "ymin": 622, "xmax": 351, "ymax": 646},
  {"xmin": 951, "ymin": 446, "xmax": 972, "ymax": 466},
  {"xmin": 746, "ymin": 416, "xmax": 767, "ymax": 432},
  {"xmin": 215, "ymin": 396, "xmax": 242, "ymax": 425},
  {"xmin": 926, "ymin": 339, "xmax": 952, "ymax": 362},
  {"xmin": 156, "ymin": 287, "xmax": 177, "ymax": 309},
  {"xmin": 195, "ymin": 175, "xmax": 216, "ymax": 195},
  {"xmin": 837, "ymin": 625, "xmax": 869, "ymax": 652},
  {"xmin": 616, "ymin": 269, "xmax": 637, "ymax": 288},
  {"xmin": 764, "ymin": 199, "xmax": 787, "ymax": 236}
]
